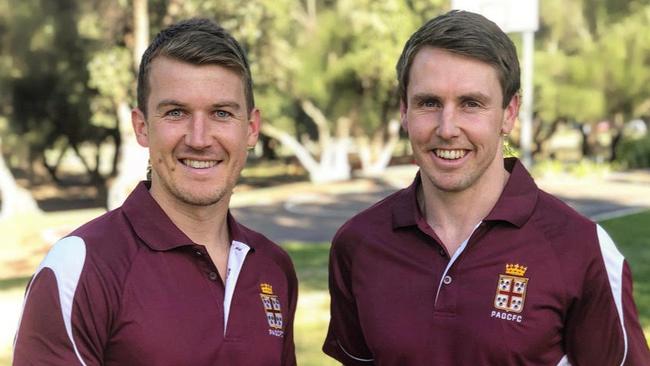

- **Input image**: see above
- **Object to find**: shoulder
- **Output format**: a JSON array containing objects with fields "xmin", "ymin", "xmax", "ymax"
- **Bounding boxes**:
[
  {"xmin": 49, "ymin": 207, "xmax": 143, "ymax": 285},
  {"xmin": 332, "ymin": 187, "xmax": 405, "ymax": 253},
  {"xmin": 238, "ymin": 223, "xmax": 296, "ymax": 276},
  {"xmin": 530, "ymin": 189, "xmax": 596, "ymax": 243},
  {"xmin": 528, "ymin": 189, "xmax": 620, "ymax": 277}
]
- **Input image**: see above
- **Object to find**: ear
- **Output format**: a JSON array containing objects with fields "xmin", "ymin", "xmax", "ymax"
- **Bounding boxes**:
[
  {"xmin": 399, "ymin": 99, "xmax": 409, "ymax": 132},
  {"xmin": 501, "ymin": 93, "xmax": 520, "ymax": 135},
  {"xmin": 132, "ymin": 108, "xmax": 149, "ymax": 147},
  {"xmin": 246, "ymin": 108, "xmax": 261, "ymax": 148}
]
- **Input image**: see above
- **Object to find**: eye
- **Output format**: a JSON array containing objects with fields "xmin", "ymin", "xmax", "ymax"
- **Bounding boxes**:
[
  {"xmin": 165, "ymin": 109, "xmax": 185, "ymax": 119},
  {"xmin": 463, "ymin": 100, "xmax": 482, "ymax": 109},
  {"xmin": 419, "ymin": 98, "xmax": 441, "ymax": 109},
  {"xmin": 214, "ymin": 110, "xmax": 233, "ymax": 119}
]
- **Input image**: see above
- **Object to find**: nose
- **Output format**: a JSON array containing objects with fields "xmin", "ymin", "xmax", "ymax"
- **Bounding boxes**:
[
  {"xmin": 185, "ymin": 115, "xmax": 212, "ymax": 149},
  {"xmin": 436, "ymin": 107, "xmax": 460, "ymax": 140}
]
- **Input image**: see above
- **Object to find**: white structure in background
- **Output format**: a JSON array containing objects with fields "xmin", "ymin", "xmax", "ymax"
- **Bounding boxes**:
[{"xmin": 451, "ymin": 0, "xmax": 539, "ymax": 167}]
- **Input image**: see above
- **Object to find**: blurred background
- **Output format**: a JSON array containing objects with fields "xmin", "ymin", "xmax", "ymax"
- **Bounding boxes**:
[{"xmin": 1, "ymin": 0, "xmax": 649, "ymax": 364}]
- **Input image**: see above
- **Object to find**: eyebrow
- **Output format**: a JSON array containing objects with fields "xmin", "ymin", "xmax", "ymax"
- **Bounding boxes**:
[
  {"xmin": 458, "ymin": 92, "xmax": 491, "ymax": 103},
  {"xmin": 409, "ymin": 92, "xmax": 492, "ymax": 104},
  {"xmin": 155, "ymin": 99, "xmax": 243, "ymax": 112},
  {"xmin": 410, "ymin": 93, "xmax": 440, "ymax": 104}
]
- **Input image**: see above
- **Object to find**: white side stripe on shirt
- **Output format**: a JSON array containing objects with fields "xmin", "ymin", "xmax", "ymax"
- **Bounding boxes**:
[
  {"xmin": 337, "ymin": 339, "xmax": 374, "ymax": 362},
  {"xmin": 596, "ymin": 224, "xmax": 628, "ymax": 366},
  {"xmin": 556, "ymin": 354, "xmax": 571, "ymax": 365},
  {"xmin": 14, "ymin": 236, "xmax": 88, "ymax": 366}
]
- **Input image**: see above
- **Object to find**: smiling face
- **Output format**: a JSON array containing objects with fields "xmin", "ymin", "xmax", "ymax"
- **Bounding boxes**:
[
  {"xmin": 400, "ymin": 47, "xmax": 519, "ymax": 194},
  {"xmin": 132, "ymin": 56, "xmax": 259, "ymax": 209}
]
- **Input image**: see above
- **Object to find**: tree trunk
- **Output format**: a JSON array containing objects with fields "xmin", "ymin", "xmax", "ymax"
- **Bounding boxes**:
[
  {"xmin": 0, "ymin": 138, "xmax": 41, "ymax": 219},
  {"xmin": 358, "ymin": 118, "xmax": 400, "ymax": 176},
  {"xmin": 579, "ymin": 123, "xmax": 593, "ymax": 159},
  {"xmin": 609, "ymin": 113, "xmax": 626, "ymax": 163},
  {"xmin": 106, "ymin": 0, "xmax": 149, "ymax": 209},
  {"xmin": 261, "ymin": 123, "xmax": 351, "ymax": 183},
  {"xmin": 107, "ymin": 101, "xmax": 148, "ymax": 209}
]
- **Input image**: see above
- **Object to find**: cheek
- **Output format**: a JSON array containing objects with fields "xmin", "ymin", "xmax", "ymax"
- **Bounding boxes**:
[{"xmin": 407, "ymin": 122, "xmax": 434, "ymax": 143}]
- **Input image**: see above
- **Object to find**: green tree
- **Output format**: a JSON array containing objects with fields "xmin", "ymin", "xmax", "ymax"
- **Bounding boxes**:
[
  {"xmin": 249, "ymin": 0, "xmax": 443, "ymax": 182},
  {"xmin": 531, "ymin": 0, "xmax": 650, "ymax": 161}
]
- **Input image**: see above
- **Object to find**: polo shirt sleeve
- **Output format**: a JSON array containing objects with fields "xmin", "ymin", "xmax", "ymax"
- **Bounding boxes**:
[
  {"xmin": 281, "ymin": 258, "xmax": 299, "ymax": 366},
  {"xmin": 564, "ymin": 225, "xmax": 650, "ymax": 365},
  {"xmin": 323, "ymin": 229, "xmax": 375, "ymax": 365},
  {"xmin": 13, "ymin": 236, "xmax": 112, "ymax": 365}
]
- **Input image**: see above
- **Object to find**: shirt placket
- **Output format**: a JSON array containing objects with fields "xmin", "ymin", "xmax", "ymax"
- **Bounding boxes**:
[{"xmin": 430, "ymin": 222, "xmax": 486, "ymax": 314}]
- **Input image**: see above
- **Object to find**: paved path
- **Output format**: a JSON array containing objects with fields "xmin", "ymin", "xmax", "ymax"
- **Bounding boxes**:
[{"xmin": 232, "ymin": 165, "xmax": 650, "ymax": 243}]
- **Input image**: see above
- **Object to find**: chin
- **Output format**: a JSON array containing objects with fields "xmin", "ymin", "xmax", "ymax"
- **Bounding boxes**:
[
  {"xmin": 175, "ymin": 188, "xmax": 229, "ymax": 207},
  {"xmin": 427, "ymin": 174, "xmax": 475, "ymax": 193}
]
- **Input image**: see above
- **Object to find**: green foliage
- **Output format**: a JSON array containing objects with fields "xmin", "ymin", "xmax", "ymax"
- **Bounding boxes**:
[
  {"xmin": 2, "ymin": 0, "xmax": 650, "ymax": 179},
  {"xmin": 503, "ymin": 139, "xmax": 519, "ymax": 158},
  {"xmin": 567, "ymin": 159, "xmax": 610, "ymax": 178},
  {"xmin": 616, "ymin": 135, "xmax": 650, "ymax": 168},
  {"xmin": 291, "ymin": 0, "xmax": 428, "ymax": 133},
  {"xmin": 533, "ymin": 0, "xmax": 650, "ymax": 159},
  {"xmin": 0, "ymin": 0, "xmax": 130, "ymax": 174},
  {"xmin": 88, "ymin": 48, "xmax": 133, "ymax": 102}
]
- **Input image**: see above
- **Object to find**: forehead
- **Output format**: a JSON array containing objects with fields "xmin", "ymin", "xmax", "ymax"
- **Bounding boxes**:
[
  {"xmin": 408, "ymin": 47, "xmax": 502, "ymax": 100},
  {"xmin": 146, "ymin": 56, "xmax": 245, "ymax": 105}
]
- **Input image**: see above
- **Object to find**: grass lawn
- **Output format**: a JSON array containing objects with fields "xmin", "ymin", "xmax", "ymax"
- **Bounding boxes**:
[
  {"xmin": 600, "ymin": 210, "xmax": 650, "ymax": 333},
  {"xmin": 1, "ymin": 210, "xmax": 649, "ymax": 365}
]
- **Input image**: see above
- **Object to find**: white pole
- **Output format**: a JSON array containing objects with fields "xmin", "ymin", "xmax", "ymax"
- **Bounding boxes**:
[{"xmin": 520, "ymin": 30, "xmax": 535, "ymax": 167}]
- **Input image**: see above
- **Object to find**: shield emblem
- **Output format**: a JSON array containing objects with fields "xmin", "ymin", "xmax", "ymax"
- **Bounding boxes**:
[
  {"xmin": 494, "ymin": 274, "xmax": 528, "ymax": 313},
  {"xmin": 260, "ymin": 293, "xmax": 283, "ymax": 329}
]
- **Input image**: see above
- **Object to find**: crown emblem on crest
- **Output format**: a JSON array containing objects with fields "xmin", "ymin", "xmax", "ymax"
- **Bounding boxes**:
[
  {"xmin": 505, "ymin": 264, "xmax": 527, "ymax": 277},
  {"xmin": 260, "ymin": 283, "xmax": 274, "ymax": 294}
]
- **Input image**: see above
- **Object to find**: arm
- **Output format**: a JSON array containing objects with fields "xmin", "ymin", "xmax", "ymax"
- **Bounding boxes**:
[
  {"xmin": 564, "ymin": 225, "xmax": 650, "ymax": 365},
  {"xmin": 322, "ymin": 231, "xmax": 375, "ymax": 366},
  {"xmin": 13, "ymin": 236, "xmax": 110, "ymax": 365},
  {"xmin": 281, "ymin": 260, "xmax": 299, "ymax": 366}
]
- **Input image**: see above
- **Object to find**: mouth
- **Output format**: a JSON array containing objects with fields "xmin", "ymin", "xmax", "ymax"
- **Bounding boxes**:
[
  {"xmin": 180, "ymin": 159, "xmax": 220, "ymax": 169},
  {"xmin": 433, "ymin": 149, "xmax": 467, "ymax": 160}
]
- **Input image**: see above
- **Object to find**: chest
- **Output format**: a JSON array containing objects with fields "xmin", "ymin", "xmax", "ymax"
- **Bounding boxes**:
[
  {"xmin": 103, "ymin": 250, "xmax": 289, "ymax": 365},
  {"xmin": 352, "ymin": 227, "xmax": 571, "ymax": 364}
]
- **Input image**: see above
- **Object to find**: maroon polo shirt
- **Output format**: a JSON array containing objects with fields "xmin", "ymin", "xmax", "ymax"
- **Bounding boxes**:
[
  {"xmin": 324, "ymin": 158, "xmax": 650, "ymax": 365},
  {"xmin": 14, "ymin": 182, "xmax": 297, "ymax": 365}
]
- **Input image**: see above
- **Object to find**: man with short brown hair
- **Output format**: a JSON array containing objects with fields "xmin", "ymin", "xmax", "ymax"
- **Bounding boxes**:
[
  {"xmin": 324, "ymin": 10, "xmax": 649, "ymax": 365},
  {"xmin": 14, "ymin": 18, "xmax": 297, "ymax": 365}
]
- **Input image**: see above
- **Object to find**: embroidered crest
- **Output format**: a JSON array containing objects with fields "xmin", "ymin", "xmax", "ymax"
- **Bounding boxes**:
[
  {"xmin": 494, "ymin": 264, "xmax": 528, "ymax": 313},
  {"xmin": 259, "ymin": 283, "xmax": 284, "ymax": 337}
]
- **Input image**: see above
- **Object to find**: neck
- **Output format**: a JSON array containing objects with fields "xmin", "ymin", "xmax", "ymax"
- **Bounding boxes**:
[
  {"xmin": 151, "ymin": 188, "xmax": 232, "ymax": 252},
  {"xmin": 419, "ymin": 160, "xmax": 509, "ymax": 254}
]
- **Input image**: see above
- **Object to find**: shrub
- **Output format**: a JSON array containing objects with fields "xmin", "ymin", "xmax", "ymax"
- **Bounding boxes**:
[{"xmin": 616, "ymin": 136, "xmax": 650, "ymax": 169}]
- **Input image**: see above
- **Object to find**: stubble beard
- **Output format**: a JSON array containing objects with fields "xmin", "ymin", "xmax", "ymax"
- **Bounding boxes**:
[
  {"xmin": 158, "ymin": 172, "xmax": 236, "ymax": 208},
  {"xmin": 174, "ymin": 184, "xmax": 229, "ymax": 207}
]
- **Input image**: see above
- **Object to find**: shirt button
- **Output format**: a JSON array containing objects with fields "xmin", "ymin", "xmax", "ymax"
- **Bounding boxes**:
[
  {"xmin": 208, "ymin": 271, "xmax": 219, "ymax": 281},
  {"xmin": 195, "ymin": 250, "xmax": 203, "ymax": 256},
  {"xmin": 438, "ymin": 248, "xmax": 446, "ymax": 257},
  {"xmin": 443, "ymin": 275, "xmax": 452, "ymax": 285}
]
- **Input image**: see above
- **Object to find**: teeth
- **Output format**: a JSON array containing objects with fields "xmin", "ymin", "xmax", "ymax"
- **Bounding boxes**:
[
  {"xmin": 182, "ymin": 159, "xmax": 218, "ymax": 168},
  {"xmin": 435, "ymin": 149, "xmax": 466, "ymax": 160}
]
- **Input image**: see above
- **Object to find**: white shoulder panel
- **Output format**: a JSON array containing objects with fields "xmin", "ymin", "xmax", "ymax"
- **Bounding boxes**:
[
  {"xmin": 596, "ymin": 224, "xmax": 627, "ymax": 366},
  {"xmin": 15, "ymin": 236, "xmax": 88, "ymax": 366}
]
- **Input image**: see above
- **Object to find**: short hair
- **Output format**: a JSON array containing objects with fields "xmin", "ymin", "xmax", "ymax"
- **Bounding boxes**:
[
  {"xmin": 396, "ymin": 10, "xmax": 520, "ymax": 108},
  {"xmin": 137, "ymin": 18, "xmax": 254, "ymax": 117}
]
